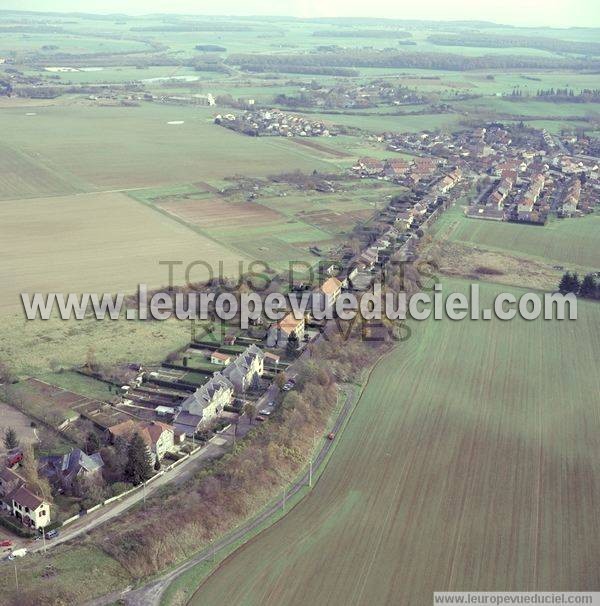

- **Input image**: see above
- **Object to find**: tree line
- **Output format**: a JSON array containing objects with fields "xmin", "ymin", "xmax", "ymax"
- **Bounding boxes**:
[
  {"xmin": 427, "ymin": 33, "xmax": 600, "ymax": 56},
  {"xmin": 243, "ymin": 64, "xmax": 359, "ymax": 77},
  {"xmin": 507, "ymin": 87, "xmax": 600, "ymax": 103},
  {"xmin": 226, "ymin": 50, "xmax": 600, "ymax": 72},
  {"xmin": 313, "ymin": 29, "xmax": 412, "ymax": 38},
  {"xmin": 558, "ymin": 272, "xmax": 600, "ymax": 300}
]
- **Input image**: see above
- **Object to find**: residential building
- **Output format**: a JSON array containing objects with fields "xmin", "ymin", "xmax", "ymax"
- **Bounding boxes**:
[
  {"xmin": 174, "ymin": 373, "xmax": 234, "ymax": 436},
  {"xmin": 143, "ymin": 421, "xmax": 175, "ymax": 463},
  {"xmin": 384, "ymin": 158, "xmax": 410, "ymax": 180},
  {"xmin": 355, "ymin": 157, "xmax": 385, "ymax": 176},
  {"xmin": 0, "ymin": 467, "xmax": 23, "ymax": 511},
  {"xmin": 108, "ymin": 419, "xmax": 176, "ymax": 464},
  {"xmin": 0, "ymin": 467, "xmax": 51, "ymax": 530},
  {"xmin": 318, "ymin": 276, "xmax": 343, "ymax": 307},
  {"xmin": 357, "ymin": 247, "xmax": 378, "ymax": 270},
  {"xmin": 562, "ymin": 178, "xmax": 582, "ymax": 215},
  {"xmin": 222, "ymin": 344, "xmax": 265, "ymax": 392},
  {"xmin": 10, "ymin": 486, "xmax": 50, "ymax": 530},
  {"xmin": 41, "ymin": 448, "xmax": 104, "ymax": 492},
  {"xmin": 268, "ymin": 313, "xmax": 306, "ymax": 348}
]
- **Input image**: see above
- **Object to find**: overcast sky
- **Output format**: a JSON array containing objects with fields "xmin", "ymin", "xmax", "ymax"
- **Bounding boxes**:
[{"xmin": 1, "ymin": 1, "xmax": 599, "ymax": 28}]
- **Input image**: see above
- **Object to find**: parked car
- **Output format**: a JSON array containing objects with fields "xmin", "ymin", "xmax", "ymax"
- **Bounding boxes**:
[
  {"xmin": 6, "ymin": 452, "xmax": 23, "ymax": 468},
  {"xmin": 259, "ymin": 409, "xmax": 272, "ymax": 416},
  {"xmin": 327, "ymin": 432, "xmax": 336, "ymax": 440},
  {"xmin": 46, "ymin": 529, "xmax": 59, "ymax": 540},
  {"xmin": 0, "ymin": 540, "xmax": 13, "ymax": 548}
]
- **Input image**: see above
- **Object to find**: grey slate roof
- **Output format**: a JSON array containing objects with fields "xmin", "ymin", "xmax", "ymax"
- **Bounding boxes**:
[
  {"xmin": 222, "ymin": 344, "xmax": 264, "ymax": 386},
  {"xmin": 42, "ymin": 448, "xmax": 104, "ymax": 486},
  {"xmin": 180, "ymin": 372, "xmax": 233, "ymax": 417}
]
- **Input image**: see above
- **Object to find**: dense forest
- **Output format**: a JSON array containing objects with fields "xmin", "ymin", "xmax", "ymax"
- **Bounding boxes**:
[
  {"xmin": 227, "ymin": 50, "xmax": 600, "ymax": 72},
  {"xmin": 428, "ymin": 33, "xmax": 600, "ymax": 56}
]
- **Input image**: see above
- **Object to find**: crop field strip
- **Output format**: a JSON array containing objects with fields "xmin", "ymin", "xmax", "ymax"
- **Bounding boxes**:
[
  {"xmin": 190, "ymin": 279, "xmax": 600, "ymax": 606},
  {"xmin": 0, "ymin": 142, "xmax": 81, "ymax": 200}
]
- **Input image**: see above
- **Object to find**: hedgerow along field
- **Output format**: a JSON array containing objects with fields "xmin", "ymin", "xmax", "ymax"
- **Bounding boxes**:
[{"xmin": 189, "ymin": 278, "xmax": 600, "ymax": 606}]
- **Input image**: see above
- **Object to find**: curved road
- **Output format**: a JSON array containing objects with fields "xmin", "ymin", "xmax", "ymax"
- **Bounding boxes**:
[{"xmin": 86, "ymin": 382, "xmax": 361, "ymax": 606}]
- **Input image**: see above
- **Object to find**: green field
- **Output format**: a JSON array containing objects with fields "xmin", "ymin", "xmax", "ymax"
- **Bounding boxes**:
[
  {"xmin": 436, "ymin": 207, "xmax": 600, "ymax": 272},
  {"xmin": 0, "ymin": 103, "xmax": 334, "ymax": 198},
  {"xmin": 190, "ymin": 279, "xmax": 600, "ymax": 605}
]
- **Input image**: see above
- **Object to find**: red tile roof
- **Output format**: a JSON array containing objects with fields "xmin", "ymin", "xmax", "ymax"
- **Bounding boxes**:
[{"xmin": 320, "ymin": 277, "xmax": 342, "ymax": 297}]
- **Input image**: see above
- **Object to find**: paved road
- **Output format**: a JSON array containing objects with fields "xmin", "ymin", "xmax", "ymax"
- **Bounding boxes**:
[
  {"xmin": 85, "ymin": 383, "xmax": 359, "ymax": 606},
  {"xmin": 26, "ymin": 434, "xmax": 235, "ymax": 556}
]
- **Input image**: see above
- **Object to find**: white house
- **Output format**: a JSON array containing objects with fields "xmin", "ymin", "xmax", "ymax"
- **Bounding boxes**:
[
  {"xmin": 318, "ymin": 276, "xmax": 343, "ymax": 308},
  {"xmin": 0, "ymin": 468, "xmax": 51, "ymax": 530},
  {"xmin": 10, "ymin": 486, "xmax": 51, "ymax": 530},
  {"xmin": 108, "ymin": 419, "xmax": 175, "ymax": 464}
]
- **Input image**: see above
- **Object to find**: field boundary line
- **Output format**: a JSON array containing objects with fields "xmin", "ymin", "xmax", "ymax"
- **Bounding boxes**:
[
  {"xmin": 124, "ymin": 190, "xmax": 254, "ymax": 266},
  {"xmin": 180, "ymin": 343, "xmax": 401, "ymax": 606}
]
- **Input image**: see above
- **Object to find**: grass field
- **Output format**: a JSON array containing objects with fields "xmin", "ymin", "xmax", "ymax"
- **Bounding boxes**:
[
  {"xmin": 0, "ymin": 309, "xmax": 194, "ymax": 377},
  {"xmin": 190, "ymin": 279, "xmax": 600, "ymax": 605},
  {"xmin": 0, "ymin": 544, "xmax": 131, "ymax": 603},
  {"xmin": 0, "ymin": 103, "xmax": 334, "ymax": 197},
  {"xmin": 435, "ymin": 206, "xmax": 600, "ymax": 272}
]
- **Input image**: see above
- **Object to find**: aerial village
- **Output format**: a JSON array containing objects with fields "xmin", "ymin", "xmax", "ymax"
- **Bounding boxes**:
[
  {"xmin": 377, "ymin": 123, "xmax": 598, "ymax": 224},
  {"xmin": 215, "ymin": 108, "xmax": 336, "ymax": 137},
  {"xmin": 0, "ymin": 118, "xmax": 597, "ymax": 552}
]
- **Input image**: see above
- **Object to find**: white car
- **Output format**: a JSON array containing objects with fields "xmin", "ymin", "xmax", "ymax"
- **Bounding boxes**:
[{"xmin": 259, "ymin": 409, "xmax": 272, "ymax": 416}]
